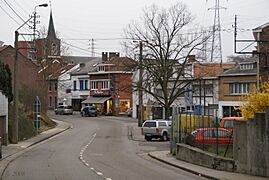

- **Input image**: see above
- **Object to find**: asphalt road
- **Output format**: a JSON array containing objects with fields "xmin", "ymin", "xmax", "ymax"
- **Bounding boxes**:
[{"xmin": 2, "ymin": 113, "xmax": 205, "ymax": 180}]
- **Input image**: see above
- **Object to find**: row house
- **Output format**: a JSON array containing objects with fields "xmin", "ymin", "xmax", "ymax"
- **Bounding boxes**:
[
  {"xmin": 192, "ymin": 61, "xmax": 235, "ymax": 116},
  {"xmin": 218, "ymin": 59, "xmax": 257, "ymax": 118},
  {"xmin": 132, "ymin": 55, "xmax": 235, "ymax": 119},
  {"xmin": 47, "ymin": 64, "xmax": 79, "ymax": 110},
  {"xmin": 82, "ymin": 55, "xmax": 134, "ymax": 115},
  {"xmin": 253, "ymin": 22, "xmax": 269, "ymax": 83},
  {"xmin": 70, "ymin": 57, "xmax": 102, "ymax": 111}
]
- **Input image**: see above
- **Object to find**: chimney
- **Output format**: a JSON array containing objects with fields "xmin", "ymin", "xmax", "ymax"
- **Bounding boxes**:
[
  {"xmin": 102, "ymin": 52, "xmax": 108, "ymax": 62},
  {"xmin": 108, "ymin": 52, "xmax": 120, "ymax": 60},
  {"xmin": 0, "ymin": 41, "xmax": 4, "ymax": 47},
  {"xmin": 188, "ymin": 55, "xmax": 196, "ymax": 63}
]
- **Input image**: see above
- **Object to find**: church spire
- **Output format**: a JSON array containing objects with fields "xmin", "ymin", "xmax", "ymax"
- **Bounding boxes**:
[{"xmin": 47, "ymin": 10, "xmax": 56, "ymax": 39}]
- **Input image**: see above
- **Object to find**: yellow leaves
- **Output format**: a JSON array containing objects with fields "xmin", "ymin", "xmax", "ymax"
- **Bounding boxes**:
[{"xmin": 238, "ymin": 82, "xmax": 269, "ymax": 119}]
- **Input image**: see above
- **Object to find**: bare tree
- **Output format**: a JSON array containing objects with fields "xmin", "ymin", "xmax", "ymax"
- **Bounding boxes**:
[{"xmin": 123, "ymin": 3, "xmax": 210, "ymax": 119}]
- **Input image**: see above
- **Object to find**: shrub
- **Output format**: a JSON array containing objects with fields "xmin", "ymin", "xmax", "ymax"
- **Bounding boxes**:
[{"xmin": 238, "ymin": 82, "xmax": 269, "ymax": 119}]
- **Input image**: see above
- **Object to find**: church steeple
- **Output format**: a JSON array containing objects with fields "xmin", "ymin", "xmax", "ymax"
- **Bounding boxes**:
[{"xmin": 47, "ymin": 11, "xmax": 56, "ymax": 39}]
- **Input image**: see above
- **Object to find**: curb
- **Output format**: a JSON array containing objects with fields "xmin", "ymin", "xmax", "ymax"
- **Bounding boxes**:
[
  {"xmin": 0, "ymin": 120, "xmax": 71, "ymax": 180},
  {"xmin": 148, "ymin": 152, "xmax": 219, "ymax": 180}
]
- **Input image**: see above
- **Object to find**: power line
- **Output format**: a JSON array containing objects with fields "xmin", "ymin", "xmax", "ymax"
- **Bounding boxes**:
[
  {"xmin": 0, "ymin": 4, "xmax": 21, "ymax": 25},
  {"xmin": 11, "ymin": 0, "xmax": 29, "ymax": 16},
  {"xmin": 2, "ymin": 0, "xmax": 27, "ymax": 23},
  {"xmin": 62, "ymin": 41, "xmax": 102, "ymax": 55}
]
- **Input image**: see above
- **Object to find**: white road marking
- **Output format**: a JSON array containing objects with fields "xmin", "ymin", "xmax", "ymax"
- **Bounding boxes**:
[{"xmin": 78, "ymin": 132, "xmax": 112, "ymax": 180}]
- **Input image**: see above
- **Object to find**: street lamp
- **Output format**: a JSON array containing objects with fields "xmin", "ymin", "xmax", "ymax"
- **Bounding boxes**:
[
  {"xmin": 11, "ymin": 3, "xmax": 48, "ymax": 144},
  {"xmin": 33, "ymin": 3, "xmax": 48, "ymax": 40}
]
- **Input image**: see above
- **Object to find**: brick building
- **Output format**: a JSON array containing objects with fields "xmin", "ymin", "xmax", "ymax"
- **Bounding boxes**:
[
  {"xmin": 0, "ymin": 45, "xmax": 39, "ymax": 90},
  {"xmin": 253, "ymin": 22, "xmax": 269, "ymax": 83},
  {"xmin": 82, "ymin": 54, "xmax": 134, "ymax": 115}
]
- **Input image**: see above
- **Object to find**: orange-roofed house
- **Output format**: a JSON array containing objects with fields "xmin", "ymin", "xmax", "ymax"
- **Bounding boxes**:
[{"xmin": 192, "ymin": 62, "xmax": 235, "ymax": 116}]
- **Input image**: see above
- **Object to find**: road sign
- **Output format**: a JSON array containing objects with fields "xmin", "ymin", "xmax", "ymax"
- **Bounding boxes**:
[{"xmin": 33, "ymin": 96, "xmax": 41, "ymax": 130}]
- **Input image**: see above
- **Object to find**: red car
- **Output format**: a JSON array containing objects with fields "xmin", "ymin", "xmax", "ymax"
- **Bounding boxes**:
[{"xmin": 185, "ymin": 128, "xmax": 233, "ymax": 146}]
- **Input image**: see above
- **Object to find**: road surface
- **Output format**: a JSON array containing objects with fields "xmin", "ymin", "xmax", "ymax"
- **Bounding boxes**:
[{"xmin": 2, "ymin": 112, "xmax": 205, "ymax": 180}]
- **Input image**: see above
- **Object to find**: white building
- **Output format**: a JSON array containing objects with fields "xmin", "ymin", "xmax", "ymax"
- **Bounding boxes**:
[
  {"xmin": 0, "ymin": 91, "xmax": 8, "ymax": 145},
  {"xmin": 70, "ymin": 57, "xmax": 102, "ymax": 111}
]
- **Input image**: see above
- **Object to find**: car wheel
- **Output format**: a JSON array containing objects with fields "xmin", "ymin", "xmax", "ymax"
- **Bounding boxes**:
[
  {"xmin": 162, "ymin": 132, "xmax": 168, "ymax": 141},
  {"xmin": 145, "ymin": 136, "xmax": 152, "ymax": 141}
]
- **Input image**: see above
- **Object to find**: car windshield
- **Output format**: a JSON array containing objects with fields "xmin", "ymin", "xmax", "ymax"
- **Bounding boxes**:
[
  {"xmin": 143, "ymin": 122, "xmax": 156, "ymax": 127},
  {"xmin": 224, "ymin": 120, "xmax": 234, "ymax": 128}
]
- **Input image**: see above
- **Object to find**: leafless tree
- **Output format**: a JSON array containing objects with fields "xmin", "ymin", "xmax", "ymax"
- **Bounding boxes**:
[{"xmin": 123, "ymin": 3, "xmax": 210, "ymax": 119}]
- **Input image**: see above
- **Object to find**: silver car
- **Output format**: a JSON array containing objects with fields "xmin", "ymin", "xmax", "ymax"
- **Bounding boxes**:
[
  {"xmin": 141, "ymin": 119, "xmax": 171, "ymax": 141},
  {"xmin": 55, "ymin": 105, "xmax": 73, "ymax": 115}
]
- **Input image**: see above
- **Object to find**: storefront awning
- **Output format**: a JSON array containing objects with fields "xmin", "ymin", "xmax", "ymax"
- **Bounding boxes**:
[{"xmin": 82, "ymin": 96, "xmax": 111, "ymax": 104}]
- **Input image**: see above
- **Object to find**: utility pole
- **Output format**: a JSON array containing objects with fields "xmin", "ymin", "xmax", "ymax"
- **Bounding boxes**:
[
  {"xmin": 11, "ymin": 3, "xmax": 48, "ymax": 144},
  {"xmin": 91, "ymin": 38, "xmax": 95, "ymax": 57},
  {"xmin": 138, "ymin": 41, "xmax": 144, "ymax": 127},
  {"xmin": 12, "ymin": 31, "xmax": 19, "ymax": 143}
]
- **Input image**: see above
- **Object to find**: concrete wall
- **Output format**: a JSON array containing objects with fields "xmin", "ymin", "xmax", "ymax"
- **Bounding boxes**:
[
  {"xmin": 234, "ymin": 109, "xmax": 269, "ymax": 177},
  {"xmin": 176, "ymin": 143, "xmax": 235, "ymax": 171},
  {"xmin": 0, "ymin": 91, "xmax": 8, "ymax": 145}
]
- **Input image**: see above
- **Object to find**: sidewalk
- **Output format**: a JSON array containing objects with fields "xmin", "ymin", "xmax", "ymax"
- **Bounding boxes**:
[
  {"xmin": 128, "ymin": 122, "xmax": 268, "ymax": 180},
  {"xmin": 0, "ymin": 119, "xmax": 70, "ymax": 177}
]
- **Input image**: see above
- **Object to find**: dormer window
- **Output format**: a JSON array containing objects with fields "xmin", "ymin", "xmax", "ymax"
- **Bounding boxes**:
[
  {"xmin": 240, "ymin": 63, "xmax": 254, "ymax": 70},
  {"xmin": 98, "ymin": 66, "xmax": 105, "ymax": 72}
]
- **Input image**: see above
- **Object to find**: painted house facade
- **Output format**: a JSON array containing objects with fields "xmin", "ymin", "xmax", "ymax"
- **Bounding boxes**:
[
  {"xmin": 218, "ymin": 59, "xmax": 257, "ymax": 118},
  {"xmin": 83, "ymin": 56, "xmax": 134, "ymax": 115}
]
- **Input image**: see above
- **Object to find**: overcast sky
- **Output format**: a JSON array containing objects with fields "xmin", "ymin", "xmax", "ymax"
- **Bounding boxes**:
[{"xmin": 1, "ymin": 0, "xmax": 268, "ymax": 61}]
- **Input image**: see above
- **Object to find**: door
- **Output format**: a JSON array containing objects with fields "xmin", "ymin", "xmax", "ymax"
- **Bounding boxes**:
[{"xmin": 0, "ymin": 116, "xmax": 6, "ymax": 145}]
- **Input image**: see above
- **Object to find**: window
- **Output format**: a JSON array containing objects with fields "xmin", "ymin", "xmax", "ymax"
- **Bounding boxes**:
[
  {"xmin": 240, "ymin": 63, "xmax": 254, "ymax": 70},
  {"xmin": 143, "ymin": 122, "xmax": 156, "ymax": 127},
  {"xmin": 73, "ymin": 80, "xmax": 77, "ymax": 91},
  {"xmin": 229, "ymin": 83, "xmax": 250, "ymax": 94},
  {"xmin": 49, "ymin": 96, "xmax": 52, "ymax": 107},
  {"xmin": 98, "ymin": 66, "xmax": 105, "ymax": 71},
  {"xmin": 101, "ymin": 81, "xmax": 109, "ymax": 89},
  {"xmin": 85, "ymin": 80, "xmax": 88, "ymax": 90},
  {"xmin": 216, "ymin": 130, "xmax": 231, "ymax": 138},
  {"xmin": 79, "ymin": 80, "xmax": 84, "ymax": 90},
  {"xmin": 91, "ymin": 81, "xmax": 98, "ymax": 90},
  {"xmin": 203, "ymin": 130, "xmax": 213, "ymax": 137},
  {"xmin": 79, "ymin": 79, "xmax": 89, "ymax": 91},
  {"xmin": 158, "ymin": 122, "xmax": 167, "ymax": 127},
  {"xmin": 49, "ymin": 82, "xmax": 52, "ymax": 91},
  {"xmin": 54, "ymin": 96, "xmax": 57, "ymax": 109},
  {"xmin": 54, "ymin": 82, "xmax": 57, "ymax": 91}
]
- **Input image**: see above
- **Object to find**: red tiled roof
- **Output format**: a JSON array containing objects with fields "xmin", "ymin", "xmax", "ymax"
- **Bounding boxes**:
[{"xmin": 194, "ymin": 63, "xmax": 235, "ymax": 78}]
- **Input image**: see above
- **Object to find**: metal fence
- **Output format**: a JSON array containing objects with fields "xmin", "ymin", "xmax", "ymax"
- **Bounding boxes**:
[{"xmin": 170, "ymin": 109, "xmax": 233, "ymax": 158}]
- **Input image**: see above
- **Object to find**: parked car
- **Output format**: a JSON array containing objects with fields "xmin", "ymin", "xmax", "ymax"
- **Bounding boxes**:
[
  {"xmin": 219, "ymin": 117, "xmax": 245, "ymax": 131},
  {"xmin": 185, "ymin": 127, "xmax": 233, "ymax": 146},
  {"xmin": 141, "ymin": 119, "xmax": 171, "ymax": 141},
  {"xmin": 126, "ymin": 108, "xmax": 132, "ymax": 117},
  {"xmin": 81, "ymin": 106, "xmax": 98, "ymax": 117},
  {"xmin": 54, "ymin": 105, "xmax": 73, "ymax": 115}
]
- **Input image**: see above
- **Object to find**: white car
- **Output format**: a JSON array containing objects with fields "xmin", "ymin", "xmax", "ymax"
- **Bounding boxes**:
[{"xmin": 141, "ymin": 119, "xmax": 171, "ymax": 141}]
